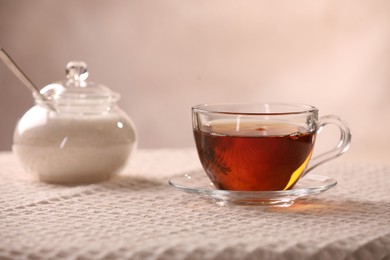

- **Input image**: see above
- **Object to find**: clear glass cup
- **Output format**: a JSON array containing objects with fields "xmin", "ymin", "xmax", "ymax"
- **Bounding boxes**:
[{"xmin": 192, "ymin": 103, "xmax": 351, "ymax": 191}]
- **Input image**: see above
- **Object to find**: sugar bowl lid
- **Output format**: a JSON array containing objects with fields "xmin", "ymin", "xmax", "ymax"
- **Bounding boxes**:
[{"xmin": 36, "ymin": 61, "xmax": 119, "ymax": 105}]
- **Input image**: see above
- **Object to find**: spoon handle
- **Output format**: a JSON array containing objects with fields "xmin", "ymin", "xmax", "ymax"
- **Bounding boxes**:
[
  {"xmin": 0, "ymin": 48, "xmax": 56, "ymax": 112},
  {"xmin": 0, "ymin": 48, "xmax": 42, "ymax": 96}
]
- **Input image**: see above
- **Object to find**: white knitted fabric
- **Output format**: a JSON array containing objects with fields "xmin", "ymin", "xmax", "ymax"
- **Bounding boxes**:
[{"xmin": 0, "ymin": 149, "xmax": 389, "ymax": 260}]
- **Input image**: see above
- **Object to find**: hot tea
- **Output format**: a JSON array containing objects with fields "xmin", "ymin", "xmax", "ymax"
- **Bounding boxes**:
[{"xmin": 194, "ymin": 121, "xmax": 316, "ymax": 191}]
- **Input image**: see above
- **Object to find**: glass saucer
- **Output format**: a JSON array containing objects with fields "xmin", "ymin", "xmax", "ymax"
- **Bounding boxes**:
[{"xmin": 169, "ymin": 171, "xmax": 337, "ymax": 207}]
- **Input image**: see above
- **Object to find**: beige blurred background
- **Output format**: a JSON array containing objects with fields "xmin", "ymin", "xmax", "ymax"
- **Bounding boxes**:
[{"xmin": 1, "ymin": 0, "xmax": 389, "ymax": 164}]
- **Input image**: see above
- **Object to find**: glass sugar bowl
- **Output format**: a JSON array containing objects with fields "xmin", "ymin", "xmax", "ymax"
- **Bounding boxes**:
[{"xmin": 13, "ymin": 61, "xmax": 137, "ymax": 184}]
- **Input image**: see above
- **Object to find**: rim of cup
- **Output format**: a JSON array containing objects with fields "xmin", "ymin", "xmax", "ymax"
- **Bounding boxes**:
[{"xmin": 192, "ymin": 102, "xmax": 318, "ymax": 116}]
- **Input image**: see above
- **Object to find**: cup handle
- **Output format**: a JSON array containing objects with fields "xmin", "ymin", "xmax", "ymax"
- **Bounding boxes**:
[{"xmin": 303, "ymin": 115, "xmax": 351, "ymax": 176}]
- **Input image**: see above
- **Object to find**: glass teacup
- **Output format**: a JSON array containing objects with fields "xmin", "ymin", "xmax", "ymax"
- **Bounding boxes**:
[{"xmin": 192, "ymin": 103, "xmax": 351, "ymax": 191}]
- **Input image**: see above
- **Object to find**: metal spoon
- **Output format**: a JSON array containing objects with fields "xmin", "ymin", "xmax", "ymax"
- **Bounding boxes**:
[{"xmin": 0, "ymin": 48, "xmax": 56, "ymax": 112}]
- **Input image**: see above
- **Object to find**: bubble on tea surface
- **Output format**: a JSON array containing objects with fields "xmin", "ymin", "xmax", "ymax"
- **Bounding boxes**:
[
  {"xmin": 255, "ymin": 127, "xmax": 267, "ymax": 134},
  {"xmin": 289, "ymin": 132, "xmax": 301, "ymax": 140}
]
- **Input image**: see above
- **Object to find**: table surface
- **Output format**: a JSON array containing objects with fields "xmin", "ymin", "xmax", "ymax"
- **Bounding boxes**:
[{"xmin": 1, "ymin": 149, "xmax": 390, "ymax": 260}]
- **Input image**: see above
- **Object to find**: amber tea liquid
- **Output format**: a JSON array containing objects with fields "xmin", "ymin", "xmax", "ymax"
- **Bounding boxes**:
[{"xmin": 194, "ymin": 121, "xmax": 316, "ymax": 191}]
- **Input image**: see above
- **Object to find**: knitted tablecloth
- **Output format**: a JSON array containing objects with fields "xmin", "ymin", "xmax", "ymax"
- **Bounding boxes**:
[{"xmin": 0, "ymin": 149, "xmax": 389, "ymax": 260}]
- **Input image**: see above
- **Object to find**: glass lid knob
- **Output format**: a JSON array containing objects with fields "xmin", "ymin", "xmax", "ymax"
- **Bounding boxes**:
[{"xmin": 66, "ymin": 61, "xmax": 89, "ymax": 82}]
